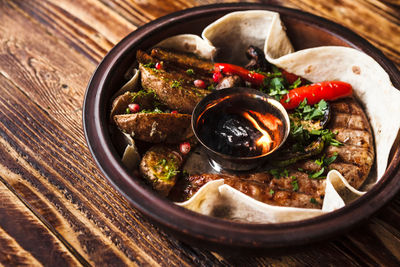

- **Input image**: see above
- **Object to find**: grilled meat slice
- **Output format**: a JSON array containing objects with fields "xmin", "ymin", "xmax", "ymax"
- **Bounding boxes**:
[
  {"xmin": 137, "ymin": 50, "xmax": 214, "ymax": 84},
  {"xmin": 139, "ymin": 64, "xmax": 210, "ymax": 113},
  {"xmin": 114, "ymin": 113, "xmax": 193, "ymax": 144},
  {"xmin": 324, "ymin": 97, "xmax": 374, "ymax": 188},
  {"xmin": 140, "ymin": 145, "xmax": 183, "ymax": 196},
  {"xmin": 150, "ymin": 47, "xmax": 214, "ymax": 75},
  {"xmin": 110, "ymin": 90, "xmax": 158, "ymax": 118},
  {"xmin": 178, "ymin": 173, "xmax": 323, "ymax": 208}
]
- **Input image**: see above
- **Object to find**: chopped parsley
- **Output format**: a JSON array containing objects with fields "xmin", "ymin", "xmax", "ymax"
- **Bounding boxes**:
[
  {"xmin": 154, "ymin": 157, "xmax": 179, "ymax": 181},
  {"xmin": 310, "ymin": 129, "xmax": 343, "ymax": 147},
  {"xmin": 291, "ymin": 176, "xmax": 299, "ymax": 191},
  {"xmin": 259, "ymin": 66, "xmax": 306, "ymax": 100},
  {"xmin": 310, "ymin": 198, "xmax": 318, "ymax": 204},
  {"xmin": 269, "ymin": 189, "xmax": 275, "ymax": 195},
  {"xmin": 292, "ymin": 99, "xmax": 328, "ymax": 121},
  {"xmin": 269, "ymin": 168, "xmax": 289, "ymax": 178},
  {"xmin": 143, "ymin": 62, "xmax": 155, "ymax": 68},
  {"xmin": 186, "ymin": 69, "xmax": 195, "ymax": 75},
  {"xmin": 140, "ymin": 107, "xmax": 164, "ymax": 114},
  {"xmin": 207, "ymin": 84, "xmax": 216, "ymax": 90},
  {"xmin": 262, "ymin": 77, "xmax": 289, "ymax": 101},
  {"xmin": 171, "ymin": 80, "xmax": 182, "ymax": 88},
  {"xmin": 289, "ymin": 77, "xmax": 302, "ymax": 89},
  {"xmin": 309, "ymin": 167, "xmax": 325, "ymax": 179},
  {"xmin": 323, "ymin": 152, "xmax": 339, "ymax": 166}
]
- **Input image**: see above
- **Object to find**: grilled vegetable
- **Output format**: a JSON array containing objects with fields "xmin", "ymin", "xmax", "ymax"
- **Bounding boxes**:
[
  {"xmin": 114, "ymin": 113, "xmax": 193, "ymax": 144},
  {"xmin": 214, "ymin": 63, "xmax": 266, "ymax": 86},
  {"xmin": 281, "ymin": 81, "xmax": 353, "ymax": 109},
  {"xmin": 270, "ymin": 138, "xmax": 325, "ymax": 167},
  {"xmin": 140, "ymin": 145, "xmax": 183, "ymax": 196}
]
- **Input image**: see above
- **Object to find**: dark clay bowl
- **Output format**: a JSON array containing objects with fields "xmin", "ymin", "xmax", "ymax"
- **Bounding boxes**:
[{"xmin": 83, "ymin": 3, "xmax": 400, "ymax": 253}]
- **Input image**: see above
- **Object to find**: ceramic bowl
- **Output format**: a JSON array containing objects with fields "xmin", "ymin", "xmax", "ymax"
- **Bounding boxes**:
[{"xmin": 83, "ymin": 3, "xmax": 400, "ymax": 253}]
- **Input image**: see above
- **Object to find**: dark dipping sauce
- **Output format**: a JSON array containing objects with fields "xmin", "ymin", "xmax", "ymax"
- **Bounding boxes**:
[{"xmin": 195, "ymin": 94, "xmax": 285, "ymax": 158}]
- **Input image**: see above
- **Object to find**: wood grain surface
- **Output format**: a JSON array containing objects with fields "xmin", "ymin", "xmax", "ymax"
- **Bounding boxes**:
[{"xmin": 0, "ymin": 0, "xmax": 399, "ymax": 265}]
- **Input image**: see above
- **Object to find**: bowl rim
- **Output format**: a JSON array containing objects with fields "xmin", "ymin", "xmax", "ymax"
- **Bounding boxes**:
[{"xmin": 83, "ymin": 3, "xmax": 400, "ymax": 249}]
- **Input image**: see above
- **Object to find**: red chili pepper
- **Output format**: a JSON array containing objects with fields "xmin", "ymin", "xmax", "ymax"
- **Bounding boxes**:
[
  {"xmin": 280, "ymin": 81, "xmax": 353, "ymax": 109},
  {"xmin": 214, "ymin": 63, "xmax": 266, "ymax": 86},
  {"xmin": 213, "ymin": 71, "xmax": 223, "ymax": 83},
  {"xmin": 214, "ymin": 63, "xmax": 306, "ymax": 87}
]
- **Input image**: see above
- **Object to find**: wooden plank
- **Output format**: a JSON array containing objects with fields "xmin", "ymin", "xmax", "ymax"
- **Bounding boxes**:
[
  {"xmin": 0, "ymin": 0, "xmax": 399, "ymax": 265},
  {"xmin": 0, "ymin": 179, "xmax": 80, "ymax": 266},
  {"xmin": 282, "ymin": 0, "xmax": 400, "ymax": 67},
  {"xmin": 11, "ymin": 0, "xmax": 135, "ymax": 63},
  {"xmin": 0, "ymin": 3, "xmax": 228, "ymax": 260}
]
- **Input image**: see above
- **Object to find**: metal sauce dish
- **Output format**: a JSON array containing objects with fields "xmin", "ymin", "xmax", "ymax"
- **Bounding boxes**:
[{"xmin": 192, "ymin": 87, "xmax": 290, "ymax": 172}]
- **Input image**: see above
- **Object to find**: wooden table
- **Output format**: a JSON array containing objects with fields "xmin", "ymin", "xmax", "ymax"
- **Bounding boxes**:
[{"xmin": 1, "ymin": 0, "xmax": 399, "ymax": 265}]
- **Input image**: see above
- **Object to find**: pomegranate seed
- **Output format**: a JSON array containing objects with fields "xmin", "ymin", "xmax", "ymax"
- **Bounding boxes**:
[
  {"xmin": 179, "ymin": 142, "xmax": 191, "ymax": 155},
  {"xmin": 128, "ymin": 103, "xmax": 140, "ymax": 113},
  {"xmin": 194, "ymin": 79, "xmax": 206, "ymax": 89},
  {"xmin": 171, "ymin": 110, "xmax": 178, "ymax": 114},
  {"xmin": 213, "ymin": 72, "xmax": 222, "ymax": 83},
  {"xmin": 155, "ymin": 62, "xmax": 162, "ymax": 70}
]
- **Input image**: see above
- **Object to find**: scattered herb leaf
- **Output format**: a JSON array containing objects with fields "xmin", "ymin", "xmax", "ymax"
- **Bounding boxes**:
[
  {"xmin": 309, "ymin": 167, "xmax": 325, "ymax": 179},
  {"xmin": 269, "ymin": 189, "xmax": 275, "ymax": 195}
]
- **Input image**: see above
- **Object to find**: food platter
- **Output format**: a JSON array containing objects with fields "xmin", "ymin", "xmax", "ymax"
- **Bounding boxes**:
[{"xmin": 83, "ymin": 3, "xmax": 400, "ymax": 252}]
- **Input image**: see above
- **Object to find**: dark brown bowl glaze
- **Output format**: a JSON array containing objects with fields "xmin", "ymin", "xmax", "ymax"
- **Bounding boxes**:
[{"xmin": 83, "ymin": 3, "xmax": 400, "ymax": 253}]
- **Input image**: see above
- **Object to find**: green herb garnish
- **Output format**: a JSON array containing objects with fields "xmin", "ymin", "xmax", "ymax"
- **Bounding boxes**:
[
  {"xmin": 289, "ymin": 77, "xmax": 302, "ymax": 89},
  {"xmin": 207, "ymin": 84, "xmax": 216, "ymax": 90},
  {"xmin": 186, "ymin": 69, "xmax": 195, "ymax": 75},
  {"xmin": 269, "ymin": 168, "xmax": 289, "ymax": 178},
  {"xmin": 154, "ymin": 157, "xmax": 179, "ymax": 181},
  {"xmin": 143, "ymin": 62, "xmax": 155, "ymax": 68},
  {"xmin": 292, "ymin": 99, "xmax": 328, "ymax": 121},
  {"xmin": 291, "ymin": 176, "xmax": 299, "ymax": 191},
  {"xmin": 140, "ymin": 107, "xmax": 164, "ymax": 114},
  {"xmin": 323, "ymin": 152, "xmax": 338, "ymax": 166},
  {"xmin": 171, "ymin": 80, "xmax": 182, "ymax": 88},
  {"xmin": 309, "ymin": 167, "xmax": 325, "ymax": 179}
]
